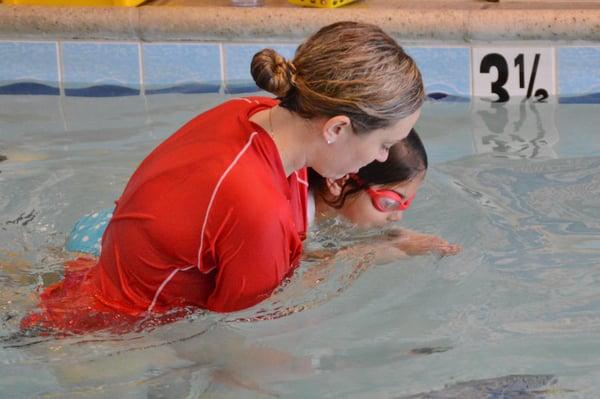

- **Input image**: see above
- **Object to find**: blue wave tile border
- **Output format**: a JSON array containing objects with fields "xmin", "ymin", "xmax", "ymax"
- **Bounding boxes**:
[
  {"xmin": 558, "ymin": 47, "xmax": 600, "ymax": 104},
  {"xmin": 405, "ymin": 46, "xmax": 471, "ymax": 102},
  {"xmin": 0, "ymin": 82, "xmax": 59, "ymax": 95},
  {"xmin": 64, "ymin": 85, "xmax": 140, "ymax": 97},
  {"xmin": 426, "ymin": 93, "xmax": 470, "ymax": 102},
  {"xmin": 143, "ymin": 43, "xmax": 222, "ymax": 95},
  {"xmin": 1, "ymin": 40, "xmax": 600, "ymax": 102},
  {"xmin": 0, "ymin": 41, "xmax": 60, "ymax": 95},
  {"xmin": 62, "ymin": 41, "xmax": 140, "ymax": 97},
  {"xmin": 145, "ymin": 83, "xmax": 222, "ymax": 95},
  {"xmin": 559, "ymin": 93, "xmax": 600, "ymax": 104},
  {"xmin": 223, "ymin": 43, "xmax": 298, "ymax": 94}
]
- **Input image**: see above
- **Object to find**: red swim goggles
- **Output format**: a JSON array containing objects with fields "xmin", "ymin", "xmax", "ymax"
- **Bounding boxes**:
[{"xmin": 350, "ymin": 174, "xmax": 415, "ymax": 213}]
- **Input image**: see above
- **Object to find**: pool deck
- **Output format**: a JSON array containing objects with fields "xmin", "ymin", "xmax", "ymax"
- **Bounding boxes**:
[{"xmin": 0, "ymin": 0, "xmax": 600, "ymax": 43}]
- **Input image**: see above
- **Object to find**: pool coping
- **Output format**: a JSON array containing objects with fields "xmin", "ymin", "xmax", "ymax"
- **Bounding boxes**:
[{"xmin": 1, "ymin": 1, "xmax": 600, "ymax": 43}]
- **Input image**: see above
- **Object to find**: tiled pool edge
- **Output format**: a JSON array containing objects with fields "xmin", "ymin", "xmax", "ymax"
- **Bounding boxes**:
[
  {"xmin": 2, "ymin": 3, "xmax": 600, "ymax": 101},
  {"xmin": 1, "ymin": 40, "xmax": 600, "ymax": 103}
]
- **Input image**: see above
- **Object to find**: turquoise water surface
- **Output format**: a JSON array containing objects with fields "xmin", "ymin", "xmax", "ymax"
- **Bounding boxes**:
[{"xmin": 1, "ymin": 94, "xmax": 599, "ymax": 398}]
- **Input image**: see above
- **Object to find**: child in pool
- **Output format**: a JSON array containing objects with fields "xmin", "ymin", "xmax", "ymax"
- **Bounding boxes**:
[{"xmin": 307, "ymin": 128, "xmax": 460, "ymax": 259}]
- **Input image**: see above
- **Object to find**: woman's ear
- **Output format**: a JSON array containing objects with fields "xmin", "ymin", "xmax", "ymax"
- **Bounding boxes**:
[
  {"xmin": 325, "ymin": 175, "xmax": 349, "ymax": 196},
  {"xmin": 322, "ymin": 115, "xmax": 352, "ymax": 145}
]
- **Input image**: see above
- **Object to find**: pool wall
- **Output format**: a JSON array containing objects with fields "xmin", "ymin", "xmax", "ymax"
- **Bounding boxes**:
[
  {"xmin": 0, "ymin": 2, "xmax": 599, "ymax": 102},
  {"xmin": 1, "ymin": 39, "xmax": 600, "ymax": 103}
]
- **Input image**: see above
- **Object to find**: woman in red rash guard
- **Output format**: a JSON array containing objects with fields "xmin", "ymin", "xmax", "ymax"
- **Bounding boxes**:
[{"xmin": 22, "ymin": 21, "xmax": 425, "ymax": 334}]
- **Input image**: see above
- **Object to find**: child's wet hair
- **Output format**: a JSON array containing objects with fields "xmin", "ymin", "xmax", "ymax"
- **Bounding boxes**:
[
  {"xmin": 356, "ymin": 128, "xmax": 427, "ymax": 186},
  {"xmin": 251, "ymin": 21, "xmax": 424, "ymax": 134},
  {"xmin": 309, "ymin": 128, "xmax": 428, "ymax": 209}
]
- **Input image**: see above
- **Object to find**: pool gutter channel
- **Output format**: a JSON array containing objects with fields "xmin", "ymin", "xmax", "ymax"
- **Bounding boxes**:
[{"xmin": 1, "ymin": 1, "xmax": 600, "ymax": 43}]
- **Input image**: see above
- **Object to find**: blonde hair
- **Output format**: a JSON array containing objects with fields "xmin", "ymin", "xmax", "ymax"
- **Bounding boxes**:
[{"xmin": 251, "ymin": 21, "xmax": 425, "ymax": 134}]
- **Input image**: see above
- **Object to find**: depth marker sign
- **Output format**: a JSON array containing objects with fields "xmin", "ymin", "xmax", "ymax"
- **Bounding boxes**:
[{"xmin": 472, "ymin": 47, "xmax": 555, "ymax": 102}]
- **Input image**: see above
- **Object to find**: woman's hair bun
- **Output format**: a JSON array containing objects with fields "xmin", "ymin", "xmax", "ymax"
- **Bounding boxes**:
[{"xmin": 251, "ymin": 48, "xmax": 295, "ymax": 97}]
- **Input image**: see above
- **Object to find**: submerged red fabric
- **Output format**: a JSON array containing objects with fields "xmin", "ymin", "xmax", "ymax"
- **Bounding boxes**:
[{"xmin": 22, "ymin": 97, "xmax": 308, "ymax": 334}]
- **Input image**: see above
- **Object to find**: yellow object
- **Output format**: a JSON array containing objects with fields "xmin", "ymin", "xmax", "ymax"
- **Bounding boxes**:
[
  {"xmin": 288, "ymin": 0, "xmax": 357, "ymax": 8},
  {"xmin": 4, "ymin": 0, "xmax": 145, "ymax": 6}
]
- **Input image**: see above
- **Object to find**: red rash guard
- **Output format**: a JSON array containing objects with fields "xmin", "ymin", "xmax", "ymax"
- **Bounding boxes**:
[{"xmin": 22, "ymin": 97, "xmax": 308, "ymax": 333}]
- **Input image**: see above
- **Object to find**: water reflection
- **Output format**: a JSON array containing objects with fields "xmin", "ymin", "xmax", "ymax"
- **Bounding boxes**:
[{"xmin": 472, "ymin": 99, "xmax": 559, "ymax": 159}]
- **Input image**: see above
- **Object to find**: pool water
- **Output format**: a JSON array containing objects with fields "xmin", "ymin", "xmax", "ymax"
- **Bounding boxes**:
[{"xmin": 1, "ymin": 94, "xmax": 599, "ymax": 398}]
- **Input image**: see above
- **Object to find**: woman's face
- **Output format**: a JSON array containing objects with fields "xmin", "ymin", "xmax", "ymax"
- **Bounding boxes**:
[
  {"xmin": 314, "ymin": 109, "xmax": 421, "ymax": 179},
  {"xmin": 338, "ymin": 176, "xmax": 423, "ymax": 229}
]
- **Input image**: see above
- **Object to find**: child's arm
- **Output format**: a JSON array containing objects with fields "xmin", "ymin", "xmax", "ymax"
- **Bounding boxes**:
[
  {"xmin": 303, "ymin": 228, "xmax": 460, "ymax": 262},
  {"xmin": 300, "ymin": 229, "xmax": 461, "ymax": 289}
]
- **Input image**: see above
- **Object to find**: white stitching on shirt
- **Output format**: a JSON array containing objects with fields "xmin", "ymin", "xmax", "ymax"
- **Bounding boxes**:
[
  {"xmin": 147, "ymin": 264, "xmax": 195, "ymax": 313},
  {"xmin": 295, "ymin": 171, "xmax": 309, "ymax": 187},
  {"xmin": 196, "ymin": 131, "xmax": 259, "ymax": 273}
]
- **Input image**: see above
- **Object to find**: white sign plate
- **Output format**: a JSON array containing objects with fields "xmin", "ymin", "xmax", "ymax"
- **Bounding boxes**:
[{"xmin": 472, "ymin": 47, "xmax": 555, "ymax": 102}]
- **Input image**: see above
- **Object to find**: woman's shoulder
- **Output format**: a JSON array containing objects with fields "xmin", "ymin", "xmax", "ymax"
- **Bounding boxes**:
[
  {"xmin": 177, "ymin": 96, "xmax": 276, "ymax": 139},
  {"xmin": 225, "ymin": 96, "xmax": 277, "ymax": 106},
  {"xmin": 207, "ymin": 96, "xmax": 277, "ymax": 114}
]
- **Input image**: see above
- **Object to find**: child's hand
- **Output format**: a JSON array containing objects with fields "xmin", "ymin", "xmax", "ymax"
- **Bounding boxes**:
[{"xmin": 384, "ymin": 229, "xmax": 462, "ymax": 257}]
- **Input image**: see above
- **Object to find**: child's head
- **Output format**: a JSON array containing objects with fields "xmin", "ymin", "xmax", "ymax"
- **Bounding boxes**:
[{"xmin": 310, "ymin": 128, "xmax": 428, "ymax": 228}]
